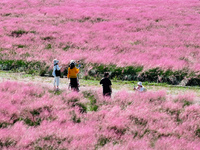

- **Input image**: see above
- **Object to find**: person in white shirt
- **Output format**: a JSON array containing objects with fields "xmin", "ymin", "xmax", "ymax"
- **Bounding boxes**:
[
  {"xmin": 134, "ymin": 81, "xmax": 146, "ymax": 92},
  {"xmin": 52, "ymin": 59, "xmax": 62, "ymax": 91}
]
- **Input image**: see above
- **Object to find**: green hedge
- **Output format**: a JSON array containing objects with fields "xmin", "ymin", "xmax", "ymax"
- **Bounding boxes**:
[
  {"xmin": 87, "ymin": 65, "xmax": 199, "ymax": 86},
  {"xmin": 0, "ymin": 60, "xmax": 199, "ymax": 86},
  {"xmin": 0, "ymin": 59, "xmax": 68, "ymax": 77},
  {"xmin": 0, "ymin": 60, "xmax": 47, "ymax": 75},
  {"xmin": 138, "ymin": 68, "xmax": 188, "ymax": 85},
  {"xmin": 89, "ymin": 64, "xmax": 143, "ymax": 80}
]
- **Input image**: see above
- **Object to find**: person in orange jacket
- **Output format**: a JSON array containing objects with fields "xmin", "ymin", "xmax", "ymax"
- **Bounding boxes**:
[{"xmin": 67, "ymin": 60, "xmax": 81, "ymax": 91}]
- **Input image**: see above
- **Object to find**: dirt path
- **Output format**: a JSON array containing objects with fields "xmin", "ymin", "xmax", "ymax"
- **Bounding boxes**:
[
  {"xmin": 0, "ymin": 71, "xmax": 120, "ymax": 95},
  {"xmin": 0, "ymin": 71, "xmax": 199, "ymax": 103}
]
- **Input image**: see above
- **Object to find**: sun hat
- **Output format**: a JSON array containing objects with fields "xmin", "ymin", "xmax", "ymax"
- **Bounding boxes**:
[
  {"xmin": 70, "ymin": 60, "xmax": 75, "ymax": 64},
  {"xmin": 137, "ymin": 82, "xmax": 142, "ymax": 86},
  {"xmin": 53, "ymin": 59, "xmax": 59, "ymax": 65}
]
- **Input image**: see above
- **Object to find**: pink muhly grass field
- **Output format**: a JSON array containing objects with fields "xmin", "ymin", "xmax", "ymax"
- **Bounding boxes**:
[
  {"xmin": 0, "ymin": 0, "xmax": 200, "ymax": 73},
  {"xmin": 0, "ymin": 80, "xmax": 199, "ymax": 149}
]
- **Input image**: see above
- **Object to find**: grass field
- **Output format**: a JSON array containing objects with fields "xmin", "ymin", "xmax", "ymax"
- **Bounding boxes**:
[
  {"xmin": 0, "ymin": 0, "xmax": 200, "ymax": 149},
  {"xmin": 0, "ymin": 72, "xmax": 200, "ymax": 149}
]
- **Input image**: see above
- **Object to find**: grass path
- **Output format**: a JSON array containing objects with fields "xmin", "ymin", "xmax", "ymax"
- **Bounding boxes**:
[{"xmin": 0, "ymin": 71, "xmax": 199, "ymax": 103}]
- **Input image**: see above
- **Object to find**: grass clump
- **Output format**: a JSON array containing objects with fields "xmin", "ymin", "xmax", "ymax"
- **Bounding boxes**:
[
  {"xmin": 45, "ymin": 44, "xmax": 52, "ymax": 49},
  {"xmin": 11, "ymin": 30, "xmax": 28, "ymax": 37},
  {"xmin": 41, "ymin": 36, "xmax": 54, "ymax": 41},
  {"xmin": 63, "ymin": 45, "xmax": 71, "ymax": 51},
  {"xmin": 82, "ymin": 91, "xmax": 99, "ymax": 112}
]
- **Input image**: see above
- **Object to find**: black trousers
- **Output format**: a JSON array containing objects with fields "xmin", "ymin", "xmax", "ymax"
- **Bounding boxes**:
[{"xmin": 70, "ymin": 78, "xmax": 79, "ymax": 91}]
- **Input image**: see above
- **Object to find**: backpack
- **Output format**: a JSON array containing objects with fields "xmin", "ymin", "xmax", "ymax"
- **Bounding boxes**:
[{"xmin": 55, "ymin": 65, "xmax": 61, "ymax": 76}]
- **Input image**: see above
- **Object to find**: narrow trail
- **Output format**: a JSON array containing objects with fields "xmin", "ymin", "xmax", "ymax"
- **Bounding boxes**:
[
  {"xmin": 0, "ymin": 71, "xmax": 122, "ymax": 96},
  {"xmin": 0, "ymin": 71, "xmax": 199, "ymax": 103}
]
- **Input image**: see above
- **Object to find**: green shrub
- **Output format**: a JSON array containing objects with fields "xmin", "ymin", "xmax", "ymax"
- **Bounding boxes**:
[
  {"xmin": 39, "ymin": 69, "xmax": 47, "ymax": 76},
  {"xmin": 195, "ymin": 128, "xmax": 200, "ymax": 137},
  {"xmin": 45, "ymin": 44, "xmax": 52, "ymax": 49},
  {"xmin": 123, "ymin": 66, "xmax": 143, "ymax": 75},
  {"xmin": 183, "ymin": 101, "xmax": 192, "ymax": 107},
  {"xmin": 138, "ymin": 68, "xmax": 163, "ymax": 82},
  {"xmin": 30, "ymin": 110, "xmax": 40, "ymax": 116},
  {"xmin": 24, "ymin": 118, "xmax": 41, "ymax": 126},
  {"xmin": 2, "ymin": 13, "xmax": 12, "ymax": 16},
  {"xmin": 39, "ymin": 66, "xmax": 51, "ymax": 76},
  {"xmin": 16, "ymin": 44, "xmax": 26, "ymax": 48},
  {"xmin": 72, "ymin": 114, "xmax": 81, "ymax": 123},
  {"xmin": 63, "ymin": 45, "xmax": 70, "ymax": 51},
  {"xmin": 111, "ymin": 67, "xmax": 123, "ymax": 80},
  {"xmin": 0, "ymin": 139, "xmax": 17, "ymax": 148},
  {"xmin": 76, "ymin": 103, "xmax": 87, "ymax": 113},
  {"xmin": 97, "ymin": 137, "xmax": 110, "ymax": 147},
  {"xmin": 20, "ymin": 52, "xmax": 30, "ymax": 58},
  {"xmin": 90, "ymin": 105, "xmax": 98, "ymax": 111},
  {"xmin": 78, "ymin": 16, "xmax": 91, "ymax": 22},
  {"xmin": 82, "ymin": 91, "xmax": 99, "ymax": 112},
  {"xmin": 41, "ymin": 36, "xmax": 54, "ymax": 41},
  {"xmin": 0, "ymin": 122, "xmax": 9, "ymax": 128},
  {"xmin": 187, "ymin": 78, "xmax": 200, "ymax": 86},
  {"xmin": 11, "ymin": 30, "xmax": 28, "ymax": 37},
  {"xmin": 0, "ymin": 60, "xmax": 47, "ymax": 75},
  {"xmin": 89, "ymin": 64, "xmax": 143, "ymax": 80},
  {"xmin": 30, "ymin": 30, "xmax": 36, "ymax": 34}
]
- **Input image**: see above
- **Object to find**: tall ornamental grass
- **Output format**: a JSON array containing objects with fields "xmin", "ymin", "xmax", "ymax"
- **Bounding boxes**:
[
  {"xmin": 0, "ymin": 81, "xmax": 199, "ymax": 149},
  {"xmin": 0, "ymin": 0, "xmax": 199, "ymax": 73}
]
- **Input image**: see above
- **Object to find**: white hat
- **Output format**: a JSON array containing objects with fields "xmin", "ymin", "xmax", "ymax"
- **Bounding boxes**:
[
  {"xmin": 70, "ymin": 60, "xmax": 75, "ymax": 64},
  {"xmin": 137, "ymin": 82, "xmax": 142, "ymax": 86},
  {"xmin": 53, "ymin": 59, "xmax": 59, "ymax": 65}
]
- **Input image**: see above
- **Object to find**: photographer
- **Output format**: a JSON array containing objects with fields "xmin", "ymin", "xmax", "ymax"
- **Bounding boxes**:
[{"xmin": 67, "ymin": 60, "xmax": 81, "ymax": 92}]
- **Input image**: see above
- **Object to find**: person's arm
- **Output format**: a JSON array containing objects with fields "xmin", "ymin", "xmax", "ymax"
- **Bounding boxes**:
[
  {"xmin": 75, "ymin": 67, "xmax": 79, "ymax": 74},
  {"xmin": 67, "ymin": 68, "xmax": 70, "ymax": 78},
  {"xmin": 100, "ymin": 79, "xmax": 103, "ymax": 85},
  {"xmin": 109, "ymin": 85, "xmax": 112, "ymax": 93},
  {"xmin": 142, "ymin": 86, "xmax": 146, "ymax": 92},
  {"xmin": 77, "ymin": 64, "xmax": 81, "ymax": 69},
  {"xmin": 52, "ymin": 66, "xmax": 56, "ymax": 76},
  {"xmin": 109, "ymin": 80, "xmax": 112, "ymax": 93},
  {"xmin": 56, "ymin": 65, "xmax": 62, "ymax": 70},
  {"xmin": 135, "ymin": 86, "xmax": 140, "ymax": 91}
]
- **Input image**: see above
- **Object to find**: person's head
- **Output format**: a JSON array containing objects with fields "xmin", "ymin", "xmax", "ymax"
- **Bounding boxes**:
[
  {"xmin": 137, "ymin": 82, "xmax": 142, "ymax": 87},
  {"xmin": 70, "ymin": 62, "xmax": 75, "ymax": 69},
  {"xmin": 104, "ymin": 72, "xmax": 109, "ymax": 78},
  {"xmin": 53, "ymin": 59, "xmax": 59, "ymax": 65}
]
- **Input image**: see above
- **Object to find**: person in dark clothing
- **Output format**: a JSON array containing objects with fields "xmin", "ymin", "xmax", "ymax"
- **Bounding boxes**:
[{"xmin": 100, "ymin": 72, "xmax": 112, "ymax": 97}]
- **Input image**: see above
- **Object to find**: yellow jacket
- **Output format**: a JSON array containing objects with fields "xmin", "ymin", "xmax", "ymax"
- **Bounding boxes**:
[{"xmin": 67, "ymin": 67, "xmax": 79, "ymax": 78}]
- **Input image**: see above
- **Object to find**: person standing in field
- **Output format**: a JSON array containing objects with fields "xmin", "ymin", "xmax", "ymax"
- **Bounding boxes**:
[
  {"xmin": 52, "ymin": 59, "xmax": 62, "ymax": 91},
  {"xmin": 67, "ymin": 60, "xmax": 80, "ymax": 92},
  {"xmin": 134, "ymin": 81, "xmax": 146, "ymax": 92},
  {"xmin": 100, "ymin": 72, "xmax": 112, "ymax": 97}
]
